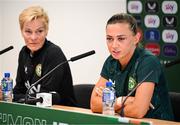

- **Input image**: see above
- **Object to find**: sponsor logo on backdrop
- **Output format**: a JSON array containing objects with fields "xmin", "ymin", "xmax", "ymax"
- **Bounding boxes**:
[
  {"xmin": 145, "ymin": 43, "xmax": 160, "ymax": 56},
  {"xmin": 163, "ymin": 44, "xmax": 178, "ymax": 57},
  {"xmin": 145, "ymin": 29, "xmax": 160, "ymax": 41},
  {"xmin": 145, "ymin": 1, "xmax": 159, "ymax": 13},
  {"xmin": 162, "ymin": 1, "xmax": 177, "ymax": 14},
  {"xmin": 144, "ymin": 15, "xmax": 160, "ymax": 28},
  {"xmin": 163, "ymin": 16, "xmax": 177, "ymax": 28},
  {"xmin": 162, "ymin": 30, "xmax": 178, "ymax": 43},
  {"xmin": 128, "ymin": 1, "xmax": 142, "ymax": 14}
]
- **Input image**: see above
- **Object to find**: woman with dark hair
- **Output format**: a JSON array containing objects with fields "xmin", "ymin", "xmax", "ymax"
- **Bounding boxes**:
[{"xmin": 90, "ymin": 13, "xmax": 174, "ymax": 120}]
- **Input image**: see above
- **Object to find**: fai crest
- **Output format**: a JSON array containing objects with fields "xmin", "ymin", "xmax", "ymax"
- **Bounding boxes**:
[
  {"xmin": 35, "ymin": 64, "xmax": 42, "ymax": 77},
  {"xmin": 128, "ymin": 76, "xmax": 137, "ymax": 91}
]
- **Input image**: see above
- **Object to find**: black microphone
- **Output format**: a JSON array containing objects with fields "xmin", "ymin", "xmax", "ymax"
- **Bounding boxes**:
[
  {"xmin": 18, "ymin": 92, "xmax": 59, "ymax": 105},
  {"xmin": 165, "ymin": 59, "xmax": 180, "ymax": 68},
  {"xmin": 24, "ymin": 50, "xmax": 96, "ymax": 104},
  {"xmin": 26, "ymin": 97, "xmax": 43, "ymax": 104},
  {"xmin": 70, "ymin": 50, "xmax": 95, "ymax": 62},
  {"xmin": 0, "ymin": 46, "xmax": 14, "ymax": 55},
  {"xmin": 119, "ymin": 70, "xmax": 154, "ymax": 117}
]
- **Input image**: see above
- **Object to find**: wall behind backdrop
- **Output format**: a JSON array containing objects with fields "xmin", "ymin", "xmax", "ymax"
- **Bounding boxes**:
[{"xmin": 0, "ymin": 0, "xmax": 126, "ymax": 85}]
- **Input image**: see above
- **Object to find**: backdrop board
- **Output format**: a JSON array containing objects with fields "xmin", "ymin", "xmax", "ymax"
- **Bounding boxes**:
[{"xmin": 127, "ymin": 0, "xmax": 180, "ymax": 92}]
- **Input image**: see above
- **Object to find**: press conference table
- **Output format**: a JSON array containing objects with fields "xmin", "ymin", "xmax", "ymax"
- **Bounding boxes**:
[
  {"xmin": 52, "ymin": 105, "xmax": 180, "ymax": 125},
  {"xmin": 0, "ymin": 101, "xmax": 179, "ymax": 124}
]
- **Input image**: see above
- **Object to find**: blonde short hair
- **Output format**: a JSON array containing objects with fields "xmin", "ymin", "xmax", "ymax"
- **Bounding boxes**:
[{"xmin": 19, "ymin": 5, "xmax": 49, "ymax": 31}]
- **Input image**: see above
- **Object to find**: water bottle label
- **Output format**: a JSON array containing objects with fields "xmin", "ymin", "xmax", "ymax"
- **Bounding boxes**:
[
  {"xmin": 111, "ymin": 92, "xmax": 115, "ymax": 100},
  {"xmin": 2, "ymin": 80, "xmax": 13, "ymax": 91},
  {"xmin": 103, "ymin": 93, "xmax": 110, "ymax": 102},
  {"xmin": 103, "ymin": 92, "xmax": 115, "ymax": 102}
]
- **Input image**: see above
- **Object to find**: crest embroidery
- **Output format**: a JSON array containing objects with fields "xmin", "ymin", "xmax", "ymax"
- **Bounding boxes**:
[
  {"xmin": 128, "ymin": 76, "xmax": 137, "ymax": 91},
  {"xmin": 35, "ymin": 64, "xmax": 42, "ymax": 77}
]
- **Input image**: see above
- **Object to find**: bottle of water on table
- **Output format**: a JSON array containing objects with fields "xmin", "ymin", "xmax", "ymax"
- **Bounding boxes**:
[
  {"xmin": 1, "ymin": 72, "xmax": 13, "ymax": 102},
  {"xmin": 102, "ymin": 81, "xmax": 116, "ymax": 115}
]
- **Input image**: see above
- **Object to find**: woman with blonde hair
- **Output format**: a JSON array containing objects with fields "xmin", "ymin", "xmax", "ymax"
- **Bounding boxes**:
[{"xmin": 12, "ymin": 5, "xmax": 76, "ymax": 106}]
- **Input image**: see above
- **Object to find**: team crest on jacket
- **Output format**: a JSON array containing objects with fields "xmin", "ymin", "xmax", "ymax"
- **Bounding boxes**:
[
  {"xmin": 128, "ymin": 76, "xmax": 137, "ymax": 91},
  {"xmin": 35, "ymin": 64, "xmax": 42, "ymax": 77}
]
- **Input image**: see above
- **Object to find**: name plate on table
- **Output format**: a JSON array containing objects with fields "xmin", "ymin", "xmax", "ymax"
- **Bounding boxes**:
[{"xmin": 0, "ymin": 101, "xmax": 151, "ymax": 125}]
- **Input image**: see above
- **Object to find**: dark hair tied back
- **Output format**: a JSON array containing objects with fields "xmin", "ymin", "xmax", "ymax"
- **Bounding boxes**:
[{"xmin": 106, "ymin": 13, "xmax": 137, "ymax": 35}]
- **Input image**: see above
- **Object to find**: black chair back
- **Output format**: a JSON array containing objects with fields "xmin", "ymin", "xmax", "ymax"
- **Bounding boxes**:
[
  {"xmin": 169, "ymin": 92, "xmax": 180, "ymax": 122},
  {"xmin": 74, "ymin": 84, "xmax": 94, "ymax": 109}
]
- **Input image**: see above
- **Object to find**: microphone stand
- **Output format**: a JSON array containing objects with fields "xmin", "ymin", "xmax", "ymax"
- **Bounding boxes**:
[
  {"xmin": 120, "ymin": 70, "xmax": 154, "ymax": 117},
  {"xmin": 24, "ymin": 50, "xmax": 95, "ymax": 104},
  {"xmin": 25, "ymin": 60, "xmax": 69, "ymax": 104},
  {"xmin": 165, "ymin": 59, "xmax": 180, "ymax": 68}
]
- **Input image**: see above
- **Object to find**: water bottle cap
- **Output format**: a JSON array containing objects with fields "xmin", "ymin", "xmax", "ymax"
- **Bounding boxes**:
[
  {"xmin": 106, "ymin": 81, "xmax": 112, "ymax": 87},
  {"xmin": 4, "ymin": 73, "xmax": 10, "ymax": 78}
]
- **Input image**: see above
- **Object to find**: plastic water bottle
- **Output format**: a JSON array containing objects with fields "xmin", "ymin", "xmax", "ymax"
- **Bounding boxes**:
[
  {"xmin": 1, "ymin": 73, "xmax": 13, "ymax": 102},
  {"xmin": 102, "ymin": 81, "xmax": 116, "ymax": 115}
]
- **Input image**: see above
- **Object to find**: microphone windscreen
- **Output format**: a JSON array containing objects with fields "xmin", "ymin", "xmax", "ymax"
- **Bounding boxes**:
[
  {"xmin": 0, "ymin": 46, "xmax": 14, "ymax": 55},
  {"xmin": 70, "ymin": 50, "xmax": 95, "ymax": 62}
]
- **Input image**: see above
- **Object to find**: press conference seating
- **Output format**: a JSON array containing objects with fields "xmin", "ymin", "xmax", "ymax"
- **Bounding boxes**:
[
  {"xmin": 73, "ymin": 84, "xmax": 95, "ymax": 109},
  {"xmin": 169, "ymin": 92, "xmax": 180, "ymax": 122}
]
